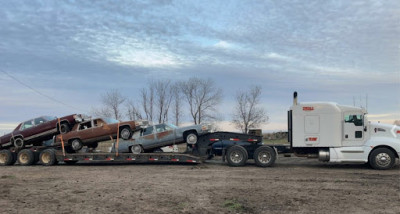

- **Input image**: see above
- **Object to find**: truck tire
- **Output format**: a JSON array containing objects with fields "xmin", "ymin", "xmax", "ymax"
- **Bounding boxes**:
[
  {"xmin": 13, "ymin": 137, "xmax": 24, "ymax": 149},
  {"xmin": 185, "ymin": 132, "xmax": 198, "ymax": 145},
  {"xmin": 254, "ymin": 146, "xmax": 276, "ymax": 167},
  {"xmin": 71, "ymin": 139, "xmax": 83, "ymax": 151},
  {"xmin": 226, "ymin": 145, "xmax": 248, "ymax": 167},
  {"xmin": 0, "ymin": 150, "xmax": 15, "ymax": 166},
  {"xmin": 17, "ymin": 149, "xmax": 35, "ymax": 166},
  {"xmin": 59, "ymin": 123, "xmax": 70, "ymax": 134},
  {"xmin": 131, "ymin": 145, "xmax": 143, "ymax": 154},
  {"xmin": 40, "ymin": 149, "xmax": 58, "ymax": 166},
  {"xmin": 120, "ymin": 127, "xmax": 132, "ymax": 140},
  {"xmin": 369, "ymin": 148, "xmax": 395, "ymax": 170}
]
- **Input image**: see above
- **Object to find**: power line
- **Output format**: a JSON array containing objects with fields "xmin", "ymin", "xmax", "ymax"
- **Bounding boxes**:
[{"xmin": 0, "ymin": 69, "xmax": 87, "ymax": 113}]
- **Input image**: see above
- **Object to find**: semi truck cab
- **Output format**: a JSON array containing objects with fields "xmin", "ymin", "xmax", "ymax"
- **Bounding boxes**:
[{"xmin": 288, "ymin": 92, "xmax": 400, "ymax": 170}]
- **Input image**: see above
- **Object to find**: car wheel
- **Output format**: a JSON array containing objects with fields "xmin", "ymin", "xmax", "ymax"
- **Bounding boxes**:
[
  {"xmin": 185, "ymin": 132, "xmax": 198, "ymax": 145},
  {"xmin": 40, "ymin": 149, "xmax": 58, "ymax": 166},
  {"xmin": 254, "ymin": 146, "xmax": 276, "ymax": 167},
  {"xmin": 120, "ymin": 127, "xmax": 132, "ymax": 140},
  {"xmin": 13, "ymin": 138, "xmax": 24, "ymax": 149},
  {"xmin": 17, "ymin": 149, "xmax": 35, "ymax": 166},
  {"xmin": 70, "ymin": 139, "xmax": 83, "ymax": 151},
  {"xmin": 369, "ymin": 148, "xmax": 395, "ymax": 170},
  {"xmin": 131, "ymin": 145, "xmax": 143, "ymax": 154},
  {"xmin": 60, "ymin": 123, "xmax": 70, "ymax": 134},
  {"xmin": 0, "ymin": 150, "xmax": 16, "ymax": 166},
  {"xmin": 226, "ymin": 145, "xmax": 248, "ymax": 167}
]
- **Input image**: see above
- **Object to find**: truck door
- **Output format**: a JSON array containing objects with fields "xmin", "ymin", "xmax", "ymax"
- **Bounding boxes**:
[{"xmin": 343, "ymin": 113, "xmax": 365, "ymax": 146}]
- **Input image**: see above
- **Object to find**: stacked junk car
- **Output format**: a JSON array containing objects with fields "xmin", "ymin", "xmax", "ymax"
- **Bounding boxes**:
[{"xmin": 0, "ymin": 92, "xmax": 399, "ymax": 170}]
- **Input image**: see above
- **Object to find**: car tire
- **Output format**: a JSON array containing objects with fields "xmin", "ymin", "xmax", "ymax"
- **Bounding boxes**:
[
  {"xmin": 369, "ymin": 148, "xmax": 395, "ymax": 170},
  {"xmin": 0, "ymin": 150, "xmax": 16, "ymax": 166},
  {"xmin": 185, "ymin": 132, "xmax": 198, "ymax": 145},
  {"xmin": 226, "ymin": 145, "xmax": 248, "ymax": 167},
  {"xmin": 40, "ymin": 149, "xmax": 58, "ymax": 166},
  {"xmin": 13, "ymin": 138, "xmax": 24, "ymax": 149},
  {"xmin": 59, "ymin": 123, "xmax": 70, "ymax": 134},
  {"xmin": 254, "ymin": 146, "xmax": 276, "ymax": 167},
  {"xmin": 71, "ymin": 139, "xmax": 83, "ymax": 151},
  {"xmin": 120, "ymin": 127, "xmax": 132, "ymax": 140},
  {"xmin": 131, "ymin": 145, "xmax": 143, "ymax": 154},
  {"xmin": 17, "ymin": 149, "xmax": 35, "ymax": 166}
]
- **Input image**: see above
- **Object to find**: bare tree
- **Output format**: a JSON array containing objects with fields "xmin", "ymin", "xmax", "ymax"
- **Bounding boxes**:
[
  {"xmin": 232, "ymin": 86, "xmax": 268, "ymax": 133},
  {"xmin": 126, "ymin": 99, "xmax": 143, "ymax": 121},
  {"xmin": 171, "ymin": 82, "xmax": 183, "ymax": 126},
  {"xmin": 180, "ymin": 78, "xmax": 222, "ymax": 124},
  {"xmin": 92, "ymin": 89, "xmax": 126, "ymax": 120},
  {"xmin": 140, "ymin": 86, "xmax": 155, "ymax": 122},
  {"xmin": 154, "ymin": 80, "xmax": 173, "ymax": 123}
]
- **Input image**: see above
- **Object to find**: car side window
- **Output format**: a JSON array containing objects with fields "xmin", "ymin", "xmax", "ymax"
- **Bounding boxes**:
[
  {"xmin": 79, "ymin": 122, "xmax": 92, "ymax": 130},
  {"xmin": 142, "ymin": 126, "xmax": 154, "ymax": 136},
  {"xmin": 155, "ymin": 124, "xmax": 166, "ymax": 133},
  {"xmin": 34, "ymin": 117, "xmax": 45, "ymax": 125},
  {"xmin": 20, "ymin": 120, "xmax": 34, "ymax": 130}
]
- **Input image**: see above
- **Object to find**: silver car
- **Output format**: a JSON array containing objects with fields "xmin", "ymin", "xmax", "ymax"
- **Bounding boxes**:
[{"xmin": 116, "ymin": 123, "xmax": 212, "ymax": 154}]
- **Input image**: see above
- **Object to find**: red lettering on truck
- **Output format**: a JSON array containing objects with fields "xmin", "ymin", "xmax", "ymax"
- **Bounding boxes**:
[
  {"xmin": 308, "ymin": 137, "xmax": 318, "ymax": 141},
  {"xmin": 303, "ymin": 106, "xmax": 314, "ymax": 111}
]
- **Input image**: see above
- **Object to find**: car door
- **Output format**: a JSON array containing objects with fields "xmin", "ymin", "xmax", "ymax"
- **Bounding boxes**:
[
  {"xmin": 20, "ymin": 119, "xmax": 35, "ymax": 138},
  {"xmin": 155, "ymin": 124, "xmax": 175, "ymax": 147},
  {"xmin": 137, "ymin": 126, "xmax": 157, "ymax": 149}
]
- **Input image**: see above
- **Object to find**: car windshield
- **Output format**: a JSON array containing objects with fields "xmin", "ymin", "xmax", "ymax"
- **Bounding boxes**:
[
  {"xmin": 102, "ymin": 118, "xmax": 119, "ymax": 124},
  {"xmin": 42, "ymin": 116, "xmax": 56, "ymax": 121},
  {"xmin": 166, "ymin": 123, "xmax": 177, "ymax": 129}
]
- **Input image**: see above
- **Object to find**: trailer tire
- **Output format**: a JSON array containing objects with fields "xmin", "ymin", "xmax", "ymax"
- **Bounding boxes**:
[
  {"xmin": 0, "ymin": 150, "xmax": 15, "ymax": 166},
  {"xmin": 226, "ymin": 145, "xmax": 248, "ymax": 167},
  {"xmin": 120, "ymin": 127, "xmax": 132, "ymax": 140},
  {"xmin": 40, "ymin": 149, "xmax": 57, "ymax": 166},
  {"xmin": 71, "ymin": 139, "xmax": 83, "ymax": 151},
  {"xmin": 369, "ymin": 148, "xmax": 395, "ymax": 170},
  {"xmin": 254, "ymin": 146, "xmax": 276, "ymax": 167},
  {"xmin": 17, "ymin": 149, "xmax": 35, "ymax": 166}
]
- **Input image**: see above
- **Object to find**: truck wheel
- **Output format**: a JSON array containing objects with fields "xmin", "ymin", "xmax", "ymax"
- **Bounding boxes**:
[
  {"xmin": 71, "ymin": 139, "xmax": 83, "ymax": 151},
  {"xmin": 254, "ymin": 146, "xmax": 276, "ymax": 167},
  {"xmin": 185, "ymin": 132, "xmax": 198, "ymax": 145},
  {"xmin": 369, "ymin": 148, "xmax": 395, "ymax": 170},
  {"xmin": 0, "ymin": 150, "xmax": 15, "ymax": 166},
  {"xmin": 120, "ymin": 127, "xmax": 132, "ymax": 140},
  {"xmin": 131, "ymin": 145, "xmax": 143, "ymax": 154},
  {"xmin": 17, "ymin": 149, "xmax": 35, "ymax": 166},
  {"xmin": 59, "ymin": 123, "xmax": 70, "ymax": 134},
  {"xmin": 13, "ymin": 138, "xmax": 24, "ymax": 149},
  {"xmin": 226, "ymin": 145, "xmax": 248, "ymax": 167},
  {"xmin": 40, "ymin": 149, "xmax": 58, "ymax": 166}
]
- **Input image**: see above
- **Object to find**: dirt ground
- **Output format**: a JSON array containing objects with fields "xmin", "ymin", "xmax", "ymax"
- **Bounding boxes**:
[{"xmin": 0, "ymin": 155, "xmax": 399, "ymax": 214}]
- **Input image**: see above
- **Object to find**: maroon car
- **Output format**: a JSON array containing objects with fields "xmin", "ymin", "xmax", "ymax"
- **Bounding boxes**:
[{"xmin": 0, "ymin": 114, "xmax": 83, "ymax": 149}]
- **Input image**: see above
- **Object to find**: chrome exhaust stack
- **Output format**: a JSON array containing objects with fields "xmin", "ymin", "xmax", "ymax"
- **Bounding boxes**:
[{"xmin": 293, "ymin": 91, "xmax": 298, "ymax": 106}]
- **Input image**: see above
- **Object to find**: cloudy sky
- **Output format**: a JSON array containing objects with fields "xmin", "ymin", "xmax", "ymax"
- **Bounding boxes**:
[{"xmin": 0, "ymin": 0, "xmax": 399, "ymax": 133}]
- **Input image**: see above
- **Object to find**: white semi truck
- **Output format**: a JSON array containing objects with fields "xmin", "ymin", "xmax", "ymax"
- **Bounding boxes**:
[{"xmin": 288, "ymin": 92, "xmax": 400, "ymax": 170}]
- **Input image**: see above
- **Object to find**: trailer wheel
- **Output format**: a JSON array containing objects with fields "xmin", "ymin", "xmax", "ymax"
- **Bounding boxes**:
[
  {"xmin": 40, "ymin": 149, "xmax": 57, "ymax": 166},
  {"xmin": 71, "ymin": 139, "xmax": 83, "ymax": 151},
  {"xmin": 0, "ymin": 150, "xmax": 15, "ymax": 166},
  {"xmin": 120, "ymin": 127, "xmax": 132, "ymax": 140},
  {"xmin": 254, "ymin": 146, "xmax": 276, "ymax": 167},
  {"xmin": 369, "ymin": 148, "xmax": 395, "ymax": 170},
  {"xmin": 226, "ymin": 145, "xmax": 248, "ymax": 167},
  {"xmin": 17, "ymin": 149, "xmax": 35, "ymax": 166},
  {"xmin": 131, "ymin": 145, "xmax": 143, "ymax": 154},
  {"xmin": 13, "ymin": 137, "xmax": 25, "ymax": 149}
]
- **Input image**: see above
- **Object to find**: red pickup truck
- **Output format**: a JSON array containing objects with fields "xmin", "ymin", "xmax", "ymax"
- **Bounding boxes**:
[{"xmin": 0, "ymin": 114, "xmax": 83, "ymax": 149}]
